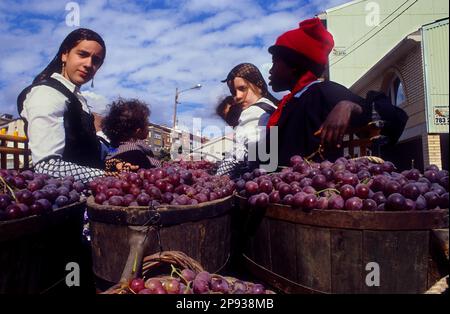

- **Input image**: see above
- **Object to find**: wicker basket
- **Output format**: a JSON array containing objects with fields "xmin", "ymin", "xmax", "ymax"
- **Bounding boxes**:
[{"xmin": 103, "ymin": 250, "xmax": 275, "ymax": 294}]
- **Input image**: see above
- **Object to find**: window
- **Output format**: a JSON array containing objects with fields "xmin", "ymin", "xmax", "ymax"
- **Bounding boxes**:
[
  {"xmin": 154, "ymin": 132, "xmax": 162, "ymax": 139},
  {"xmin": 389, "ymin": 76, "xmax": 406, "ymax": 106}
]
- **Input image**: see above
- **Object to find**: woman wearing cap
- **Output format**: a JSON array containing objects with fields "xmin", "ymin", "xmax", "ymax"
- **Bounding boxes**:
[
  {"xmin": 267, "ymin": 18, "xmax": 370, "ymax": 166},
  {"xmin": 216, "ymin": 63, "xmax": 278, "ymax": 177}
]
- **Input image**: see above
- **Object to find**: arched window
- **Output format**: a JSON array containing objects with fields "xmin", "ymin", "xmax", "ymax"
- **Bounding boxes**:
[{"xmin": 389, "ymin": 76, "xmax": 406, "ymax": 106}]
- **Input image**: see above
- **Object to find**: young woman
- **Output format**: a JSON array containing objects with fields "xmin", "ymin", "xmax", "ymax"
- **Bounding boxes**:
[
  {"xmin": 216, "ymin": 63, "xmax": 278, "ymax": 177},
  {"xmin": 102, "ymin": 98, "xmax": 161, "ymax": 171},
  {"xmin": 17, "ymin": 28, "xmax": 109, "ymax": 183}
]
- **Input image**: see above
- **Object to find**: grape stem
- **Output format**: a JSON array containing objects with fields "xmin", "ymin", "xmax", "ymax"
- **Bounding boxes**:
[
  {"xmin": 315, "ymin": 188, "xmax": 340, "ymax": 196},
  {"xmin": 0, "ymin": 176, "xmax": 17, "ymax": 201},
  {"xmin": 305, "ymin": 144, "xmax": 325, "ymax": 162}
]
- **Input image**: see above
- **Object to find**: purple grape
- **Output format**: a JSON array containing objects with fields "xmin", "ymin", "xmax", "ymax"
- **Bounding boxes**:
[
  {"xmin": 424, "ymin": 192, "xmax": 440, "ymax": 209},
  {"xmin": 193, "ymin": 279, "xmax": 209, "ymax": 294},
  {"xmin": 55, "ymin": 195, "xmax": 69, "ymax": 208},
  {"xmin": 385, "ymin": 193, "xmax": 406, "ymax": 211},
  {"xmin": 282, "ymin": 194, "xmax": 294, "ymax": 206},
  {"xmin": 328, "ymin": 195, "xmax": 344, "ymax": 210},
  {"xmin": 415, "ymin": 195, "xmax": 427, "ymax": 211},
  {"xmin": 302, "ymin": 194, "xmax": 317, "ymax": 211},
  {"xmin": 345, "ymin": 197, "xmax": 363, "ymax": 211},
  {"xmin": 401, "ymin": 183, "xmax": 421, "ymax": 200},
  {"xmin": 404, "ymin": 199, "xmax": 416, "ymax": 211},
  {"xmin": 363, "ymin": 199, "xmax": 378, "ymax": 211}
]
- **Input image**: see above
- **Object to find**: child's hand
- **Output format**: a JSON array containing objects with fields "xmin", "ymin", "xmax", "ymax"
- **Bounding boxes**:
[{"xmin": 116, "ymin": 162, "xmax": 139, "ymax": 172}]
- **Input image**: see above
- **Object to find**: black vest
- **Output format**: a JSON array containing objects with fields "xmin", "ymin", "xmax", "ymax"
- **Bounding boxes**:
[{"xmin": 17, "ymin": 78, "xmax": 104, "ymax": 169}]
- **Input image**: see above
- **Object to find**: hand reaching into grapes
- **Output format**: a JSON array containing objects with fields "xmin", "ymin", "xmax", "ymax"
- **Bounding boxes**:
[
  {"xmin": 316, "ymin": 100, "xmax": 363, "ymax": 148},
  {"xmin": 104, "ymin": 158, "xmax": 140, "ymax": 177}
]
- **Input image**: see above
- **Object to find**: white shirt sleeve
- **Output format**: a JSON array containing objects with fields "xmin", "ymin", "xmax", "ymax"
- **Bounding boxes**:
[{"xmin": 21, "ymin": 85, "xmax": 67, "ymax": 164}]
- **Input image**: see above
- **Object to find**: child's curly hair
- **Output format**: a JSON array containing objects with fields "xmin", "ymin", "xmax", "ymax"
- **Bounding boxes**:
[{"xmin": 101, "ymin": 98, "xmax": 150, "ymax": 147}]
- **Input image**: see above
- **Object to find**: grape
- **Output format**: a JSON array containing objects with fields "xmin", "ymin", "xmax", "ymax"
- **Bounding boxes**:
[
  {"xmin": 55, "ymin": 195, "xmax": 69, "ymax": 208},
  {"xmin": 316, "ymin": 197, "xmax": 329, "ymax": 210},
  {"xmin": 109, "ymin": 195, "xmax": 124, "ymax": 206},
  {"xmin": 401, "ymin": 183, "xmax": 421, "ymax": 201},
  {"xmin": 355, "ymin": 184, "xmax": 370, "ymax": 199},
  {"xmin": 431, "ymin": 184, "xmax": 446, "ymax": 196},
  {"xmin": 385, "ymin": 193, "xmax": 406, "ymax": 211},
  {"xmin": 290, "ymin": 155, "xmax": 303, "ymax": 166},
  {"xmin": 72, "ymin": 181, "xmax": 85, "ymax": 193},
  {"xmin": 292, "ymin": 192, "xmax": 308, "ymax": 208},
  {"xmin": 181, "ymin": 269, "xmax": 196, "ymax": 282},
  {"xmin": 302, "ymin": 194, "xmax": 317, "ymax": 211},
  {"xmin": 424, "ymin": 170, "xmax": 439, "ymax": 183},
  {"xmin": 322, "ymin": 168, "xmax": 335, "ymax": 181},
  {"xmin": 302, "ymin": 186, "xmax": 316, "ymax": 195},
  {"xmin": 342, "ymin": 173, "xmax": 358, "ymax": 186},
  {"xmin": 404, "ymin": 199, "xmax": 416, "ymax": 211},
  {"xmin": 147, "ymin": 187, "xmax": 162, "ymax": 199},
  {"xmin": 165, "ymin": 279, "xmax": 180, "ymax": 294},
  {"xmin": 130, "ymin": 278, "xmax": 145, "ymax": 293},
  {"xmin": 245, "ymin": 181, "xmax": 259, "ymax": 195},
  {"xmin": 328, "ymin": 195, "xmax": 344, "ymax": 210},
  {"xmin": 106, "ymin": 188, "xmax": 121, "ymax": 198},
  {"xmin": 193, "ymin": 279, "xmax": 209, "ymax": 294},
  {"xmin": 345, "ymin": 197, "xmax": 363, "ymax": 211},
  {"xmin": 36, "ymin": 199, "xmax": 52, "ymax": 212},
  {"xmin": 282, "ymin": 194, "xmax": 294, "ymax": 206},
  {"xmin": 439, "ymin": 176, "xmax": 449, "ymax": 190},
  {"xmin": 415, "ymin": 195, "xmax": 427, "ymax": 211},
  {"xmin": 371, "ymin": 175, "xmax": 387, "ymax": 192},
  {"xmin": 372, "ymin": 191, "xmax": 386, "ymax": 205},
  {"xmin": 385, "ymin": 181, "xmax": 401, "ymax": 195},
  {"xmin": 18, "ymin": 189, "xmax": 34, "ymax": 205},
  {"xmin": 258, "ymin": 180, "xmax": 273, "ymax": 194},
  {"xmin": 339, "ymin": 185, "xmax": 355, "ymax": 200},
  {"xmin": 424, "ymin": 192, "xmax": 440, "ymax": 209},
  {"xmin": 278, "ymin": 184, "xmax": 292, "ymax": 197},
  {"xmin": 311, "ymin": 175, "xmax": 327, "ymax": 190},
  {"xmin": 363, "ymin": 199, "xmax": 378, "ymax": 211},
  {"xmin": 194, "ymin": 193, "xmax": 208, "ymax": 203},
  {"xmin": 95, "ymin": 193, "xmax": 107, "ymax": 204},
  {"xmin": 30, "ymin": 202, "xmax": 45, "ymax": 215},
  {"xmin": 0, "ymin": 194, "xmax": 12, "ymax": 210},
  {"xmin": 145, "ymin": 278, "xmax": 163, "ymax": 291},
  {"xmin": 269, "ymin": 191, "xmax": 281, "ymax": 204},
  {"xmin": 136, "ymin": 193, "xmax": 151, "ymax": 206},
  {"xmin": 6, "ymin": 204, "xmax": 24, "ymax": 220},
  {"xmin": 405, "ymin": 169, "xmax": 421, "ymax": 181},
  {"xmin": 255, "ymin": 193, "xmax": 269, "ymax": 208},
  {"xmin": 232, "ymin": 280, "xmax": 247, "ymax": 294},
  {"xmin": 250, "ymin": 284, "xmax": 265, "ymax": 294}
]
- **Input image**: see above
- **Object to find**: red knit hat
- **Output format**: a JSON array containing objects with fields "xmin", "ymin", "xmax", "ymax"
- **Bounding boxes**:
[{"xmin": 269, "ymin": 17, "xmax": 334, "ymax": 65}]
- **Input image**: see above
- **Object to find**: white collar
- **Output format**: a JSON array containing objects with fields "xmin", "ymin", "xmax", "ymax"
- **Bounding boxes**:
[
  {"xmin": 50, "ymin": 72, "xmax": 80, "ymax": 93},
  {"xmin": 293, "ymin": 80, "xmax": 321, "ymax": 98}
]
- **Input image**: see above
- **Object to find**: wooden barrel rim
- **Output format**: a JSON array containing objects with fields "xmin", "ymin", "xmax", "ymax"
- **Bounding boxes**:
[
  {"xmin": 236, "ymin": 195, "xmax": 449, "ymax": 230},
  {"xmin": 87, "ymin": 195, "xmax": 234, "ymax": 226},
  {"xmin": 0, "ymin": 200, "xmax": 86, "ymax": 242}
]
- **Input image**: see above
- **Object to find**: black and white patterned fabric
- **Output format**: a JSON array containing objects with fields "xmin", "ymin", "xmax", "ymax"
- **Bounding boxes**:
[{"xmin": 34, "ymin": 157, "xmax": 104, "ymax": 183}]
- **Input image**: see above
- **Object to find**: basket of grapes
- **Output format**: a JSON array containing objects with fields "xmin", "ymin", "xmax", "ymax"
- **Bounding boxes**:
[
  {"xmin": 233, "ymin": 156, "xmax": 449, "ymax": 294},
  {"xmin": 0, "ymin": 169, "xmax": 87, "ymax": 294},
  {"xmin": 104, "ymin": 250, "xmax": 275, "ymax": 294}
]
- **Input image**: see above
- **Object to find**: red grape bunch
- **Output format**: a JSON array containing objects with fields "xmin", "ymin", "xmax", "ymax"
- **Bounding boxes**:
[
  {"xmin": 126, "ymin": 268, "xmax": 273, "ymax": 294},
  {"xmin": 235, "ymin": 156, "xmax": 449, "ymax": 212},
  {"xmin": 0, "ymin": 169, "xmax": 85, "ymax": 221},
  {"xmin": 90, "ymin": 166, "xmax": 235, "ymax": 207}
]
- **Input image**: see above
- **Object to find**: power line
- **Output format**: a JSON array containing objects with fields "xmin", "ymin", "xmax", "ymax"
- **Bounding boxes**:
[
  {"xmin": 328, "ymin": 0, "xmax": 411, "ymax": 63},
  {"xmin": 329, "ymin": 0, "xmax": 419, "ymax": 67}
]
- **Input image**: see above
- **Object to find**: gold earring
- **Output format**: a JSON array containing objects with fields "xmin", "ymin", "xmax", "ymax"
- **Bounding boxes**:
[{"xmin": 61, "ymin": 62, "xmax": 66, "ymax": 75}]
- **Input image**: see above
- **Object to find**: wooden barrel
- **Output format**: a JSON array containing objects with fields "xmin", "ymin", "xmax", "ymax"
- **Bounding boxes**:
[
  {"xmin": 0, "ymin": 201, "xmax": 86, "ymax": 294},
  {"xmin": 237, "ymin": 196, "xmax": 449, "ymax": 294},
  {"xmin": 87, "ymin": 195, "xmax": 234, "ymax": 288}
]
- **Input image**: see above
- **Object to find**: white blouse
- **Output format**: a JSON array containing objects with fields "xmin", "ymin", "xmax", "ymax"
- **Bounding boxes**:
[{"xmin": 20, "ymin": 73, "xmax": 92, "ymax": 164}]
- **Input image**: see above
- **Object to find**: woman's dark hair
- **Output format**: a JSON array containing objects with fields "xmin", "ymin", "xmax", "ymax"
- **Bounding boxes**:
[
  {"xmin": 216, "ymin": 95, "xmax": 241, "ymax": 127},
  {"xmin": 33, "ymin": 28, "xmax": 106, "ymax": 84},
  {"xmin": 102, "ymin": 98, "xmax": 150, "ymax": 147}
]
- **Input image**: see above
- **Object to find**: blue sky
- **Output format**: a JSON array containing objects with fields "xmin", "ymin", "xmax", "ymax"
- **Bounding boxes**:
[{"xmin": 0, "ymin": 0, "xmax": 348, "ymax": 136}]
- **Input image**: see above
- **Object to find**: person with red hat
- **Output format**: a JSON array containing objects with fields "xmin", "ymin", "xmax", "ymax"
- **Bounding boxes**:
[{"xmin": 266, "ymin": 17, "xmax": 369, "ymax": 166}]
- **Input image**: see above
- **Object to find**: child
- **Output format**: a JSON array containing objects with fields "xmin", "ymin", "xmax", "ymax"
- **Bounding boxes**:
[{"xmin": 101, "ymin": 98, "xmax": 161, "ymax": 171}]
